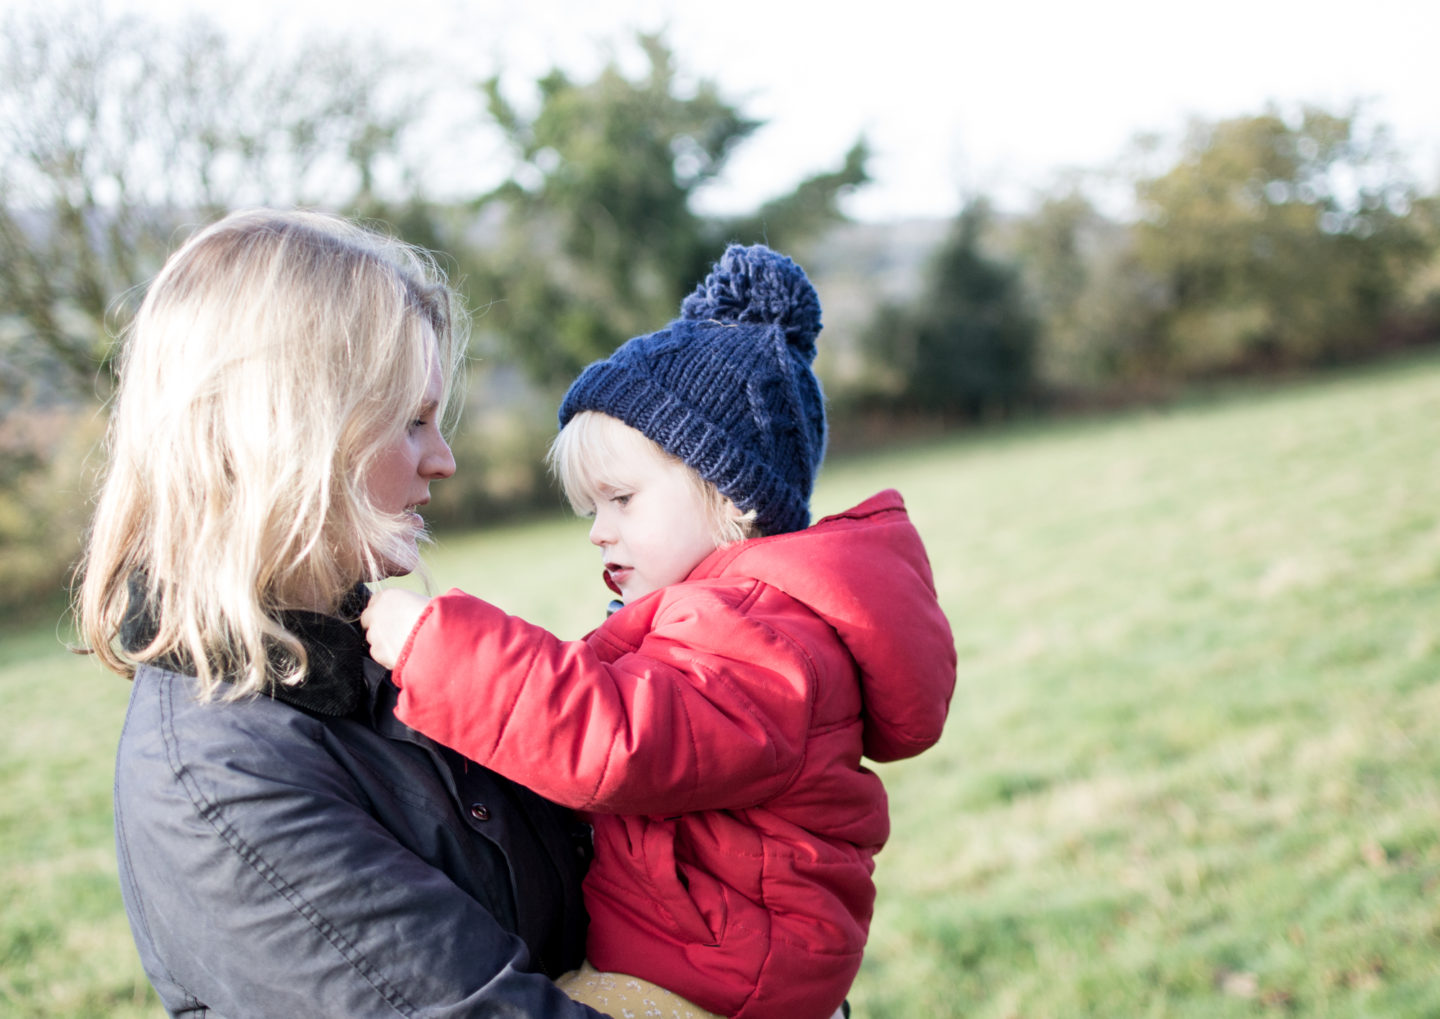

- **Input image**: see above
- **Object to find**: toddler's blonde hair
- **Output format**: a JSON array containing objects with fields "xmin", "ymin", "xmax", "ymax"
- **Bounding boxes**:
[{"xmin": 548, "ymin": 411, "xmax": 759, "ymax": 547}]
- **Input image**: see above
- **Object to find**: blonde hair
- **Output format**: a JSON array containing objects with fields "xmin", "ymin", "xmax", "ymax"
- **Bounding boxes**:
[
  {"xmin": 78, "ymin": 208, "xmax": 467, "ymax": 699},
  {"xmin": 547, "ymin": 411, "xmax": 759, "ymax": 546}
]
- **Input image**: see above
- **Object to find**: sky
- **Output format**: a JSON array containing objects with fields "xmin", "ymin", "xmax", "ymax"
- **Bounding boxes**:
[{"xmin": 9, "ymin": 0, "xmax": 1438, "ymax": 221}]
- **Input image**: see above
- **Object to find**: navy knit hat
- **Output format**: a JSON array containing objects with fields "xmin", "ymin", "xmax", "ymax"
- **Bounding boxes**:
[{"xmin": 558, "ymin": 243, "xmax": 827, "ymax": 536}]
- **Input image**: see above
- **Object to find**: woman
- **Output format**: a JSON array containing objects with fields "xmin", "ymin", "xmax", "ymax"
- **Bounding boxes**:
[{"xmin": 78, "ymin": 209, "xmax": 600, "ymax": 1016}]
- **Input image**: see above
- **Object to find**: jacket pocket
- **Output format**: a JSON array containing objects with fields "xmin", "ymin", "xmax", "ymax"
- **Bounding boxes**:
[{"xmin": 630, "ymin": 816, "xmax": 726, "ymax": 946}]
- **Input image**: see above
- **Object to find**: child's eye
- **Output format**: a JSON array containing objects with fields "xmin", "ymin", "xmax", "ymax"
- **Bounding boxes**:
[{"xmin": 611, "ymin": 493, "xmax": 631, "ymax": 507}]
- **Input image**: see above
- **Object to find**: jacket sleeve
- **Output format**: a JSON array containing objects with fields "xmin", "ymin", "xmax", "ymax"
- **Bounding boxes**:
[
  {"xmin": 392, "ymin": 586, "xmax": 818, "ymax": 816},
  {"xmin": 114, "ymin": 670, "xmax": 599, "ymax": 1018}
]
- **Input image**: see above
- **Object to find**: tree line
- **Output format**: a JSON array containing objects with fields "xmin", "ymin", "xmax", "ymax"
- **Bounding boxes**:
[
  {"xmin": 864, "ymin": 109, "xmax": 1436, "ymax": 420},
  {"xmin": 2, "ymin": 3, "xmax": 1437, "ymax": 615}
]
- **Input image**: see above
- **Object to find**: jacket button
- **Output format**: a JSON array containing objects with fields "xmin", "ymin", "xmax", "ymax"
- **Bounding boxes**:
[{"xmin": 469, "ymin": 803, "xmax": 490, "ymax": 822}]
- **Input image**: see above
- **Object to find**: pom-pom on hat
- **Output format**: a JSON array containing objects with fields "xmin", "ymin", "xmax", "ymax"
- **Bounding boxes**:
[{"xmin": 558, "ymin": 244, "xmax": 827, "ymax": 536}]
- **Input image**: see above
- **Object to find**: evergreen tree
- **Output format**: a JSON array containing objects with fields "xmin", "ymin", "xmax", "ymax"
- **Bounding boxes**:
[{"xmin": 865, "ymin": 201, "xmax": 1037, "ymax": 418}]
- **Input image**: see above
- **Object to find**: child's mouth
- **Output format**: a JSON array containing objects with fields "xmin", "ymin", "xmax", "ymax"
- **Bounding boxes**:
[{"xmin": 603, "ymin": 565, "xmax": 627, "ymax": 595}]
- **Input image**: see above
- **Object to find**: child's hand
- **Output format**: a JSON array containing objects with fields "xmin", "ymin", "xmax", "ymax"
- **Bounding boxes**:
[{"xmin": 360, "ymin": 588, "xmax": 431, "ymax": 670}]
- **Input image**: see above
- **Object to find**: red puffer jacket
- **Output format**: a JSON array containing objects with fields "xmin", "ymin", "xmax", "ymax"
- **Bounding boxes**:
[{"xmin": 393, "ymin": 490, "xmax": 957, "ymax": 1019}]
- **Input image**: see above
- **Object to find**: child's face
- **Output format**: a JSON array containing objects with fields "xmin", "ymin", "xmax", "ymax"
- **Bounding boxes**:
[{"xmin": 587, "ymin": 432, "xmax": 726, "ymax": 604}]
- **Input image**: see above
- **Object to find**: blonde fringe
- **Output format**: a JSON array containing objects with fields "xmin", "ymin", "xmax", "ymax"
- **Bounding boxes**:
[{"xmin": 547, "ymin": 410, "xmax": 759, "ymax": 547}]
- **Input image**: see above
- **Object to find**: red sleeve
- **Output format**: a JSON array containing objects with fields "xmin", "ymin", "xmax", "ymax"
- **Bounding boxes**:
[{"xmin": 391, "ymin": 586, "xmax": 816, "ymax": 815}]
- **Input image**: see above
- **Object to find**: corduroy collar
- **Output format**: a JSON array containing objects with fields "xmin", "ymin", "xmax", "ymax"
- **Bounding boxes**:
[{"xmin": 120, "ymin": 576, "xmax": 374, "ymax": 719}]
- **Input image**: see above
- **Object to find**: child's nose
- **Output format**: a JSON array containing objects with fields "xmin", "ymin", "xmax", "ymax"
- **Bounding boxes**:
[{"xmin": 588, "ymin": 514, "xmax": 613, "ymax": 547}]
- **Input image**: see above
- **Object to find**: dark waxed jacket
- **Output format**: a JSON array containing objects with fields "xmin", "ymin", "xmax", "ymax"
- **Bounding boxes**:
[{"xmin": 113, "ymin": 601, "xmax": 601, "ymax": 1018}]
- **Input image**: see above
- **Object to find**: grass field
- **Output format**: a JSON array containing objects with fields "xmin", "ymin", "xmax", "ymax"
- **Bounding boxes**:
[{"xmin": 3, "ymin": 353, "xmax": 1438, "ymax": 1016}]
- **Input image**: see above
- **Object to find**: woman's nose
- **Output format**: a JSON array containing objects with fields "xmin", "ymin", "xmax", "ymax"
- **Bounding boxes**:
[{"xmin": 423, "ymin": 435, "xmax": 456, "ymax": 480}]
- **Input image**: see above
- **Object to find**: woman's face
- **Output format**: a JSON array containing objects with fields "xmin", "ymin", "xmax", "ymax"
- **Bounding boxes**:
[{"xmin": 362, "ymin": 355, "xmax": 455, "ymax": 577}]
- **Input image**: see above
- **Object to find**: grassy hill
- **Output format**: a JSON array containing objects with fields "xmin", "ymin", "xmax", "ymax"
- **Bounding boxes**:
[{"xmin": 3, "ymin": 353, "xmax": 1438, "ymax": 1016}]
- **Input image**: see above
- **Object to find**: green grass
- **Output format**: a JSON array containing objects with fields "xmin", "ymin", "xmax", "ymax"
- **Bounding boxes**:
[
  {"xmin": 0, "ymin": 625, "xmax": 158, "ymax": 1017},
  {"xmin": 5, "ymin": 353, "xmax": 1440, "ymax": 1016}
]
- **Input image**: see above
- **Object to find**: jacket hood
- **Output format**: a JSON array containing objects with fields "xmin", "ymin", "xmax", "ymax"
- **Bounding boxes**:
[{"xmin": 697, "ymin": 489, "xmax": 957, "ymax": 762}]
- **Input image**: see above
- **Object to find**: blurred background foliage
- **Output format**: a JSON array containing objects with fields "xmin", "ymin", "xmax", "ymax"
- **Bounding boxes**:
[{"xmin": 2, "ymin": 1, "xmax": 1437, "ymax": 618}]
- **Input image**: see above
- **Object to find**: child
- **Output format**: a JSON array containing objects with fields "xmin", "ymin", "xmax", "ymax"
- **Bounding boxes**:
[{"xmin": 362, "ymin": 244, "xmax": 957, "ymax": 1019}]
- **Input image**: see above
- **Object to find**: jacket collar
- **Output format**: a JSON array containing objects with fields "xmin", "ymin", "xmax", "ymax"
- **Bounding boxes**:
[{"xmin": 120, "ymin": 576, "xmax": 375, "ymax": 718}]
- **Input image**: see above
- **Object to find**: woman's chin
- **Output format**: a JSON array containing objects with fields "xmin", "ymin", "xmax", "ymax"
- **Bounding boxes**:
[{"xmin": 369, "ymin": 543, "xmax": 420, "ymax": 581}]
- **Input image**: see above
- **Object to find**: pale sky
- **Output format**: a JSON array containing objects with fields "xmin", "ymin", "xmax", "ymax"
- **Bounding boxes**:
[{"xmin": 11, "ymin": 0, "xmax": 1439, "ymax": 221}]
